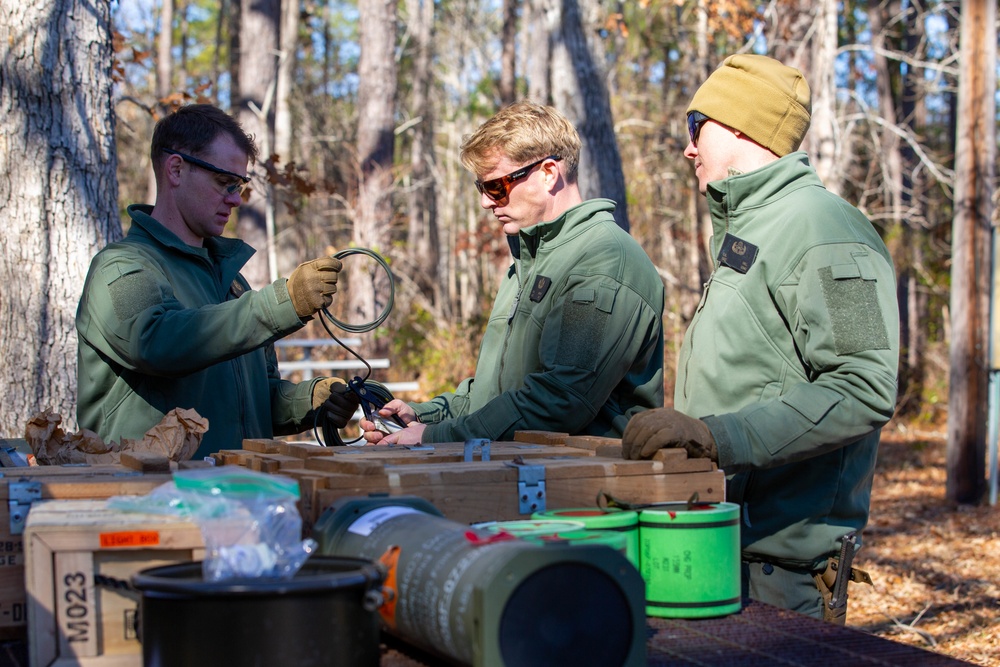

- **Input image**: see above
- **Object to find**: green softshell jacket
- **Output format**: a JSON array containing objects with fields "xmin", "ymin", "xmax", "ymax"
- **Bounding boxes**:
[
  {"xmin": 676, "ymin": 153, "xmax": 900, "ymax": 569},
  {"xmin": 412, "ymin": 199, "xmax": 665, "ymax": 443},
  {"xmin": 76, "ymin": 205, "xmax": 317, "ymax": 460}
]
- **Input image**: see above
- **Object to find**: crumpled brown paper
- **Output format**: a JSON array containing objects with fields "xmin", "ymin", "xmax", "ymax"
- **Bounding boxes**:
[{"xmin": 25, "ymin": 408, "xmax": 208, "ymax": 465}]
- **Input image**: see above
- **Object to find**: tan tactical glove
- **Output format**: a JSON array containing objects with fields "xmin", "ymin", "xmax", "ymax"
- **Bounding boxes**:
[
  {"xmin": 311, "ymin": 377, "xmax": 360, "ymax": 427},
  {"xmin": 622, "ymin": 408, "xmax": 718, "ymax": 462},
  {"xmin": 287, "ymin": 257, "xmax": 342, "ymax": 319}
]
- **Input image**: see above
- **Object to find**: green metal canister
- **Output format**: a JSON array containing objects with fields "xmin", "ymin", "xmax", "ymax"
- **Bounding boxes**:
[
  {"xmin": 524, "ymin": 529, "xmax": 629, "ymax": 557},
  {"xmin": 314, "ymin": 496, "xmax": 647, "ymax": 667},
  {"xmin": 474, "ymin": 519, "xmax": 586, "ymax": 537},
  {"xmin": 532, "ymin": 507, "xmax": 639, "ymax": 568},
  {"xmin": 639, "ymin": 501, "xmax": 741, "ymax": 619}
]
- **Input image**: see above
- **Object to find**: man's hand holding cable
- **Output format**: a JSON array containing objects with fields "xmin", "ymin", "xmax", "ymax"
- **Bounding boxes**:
[
  {"xmin": 622, "ymin": 408, "xmax": 718, "ymax": 462},
  {"xmin": 312, "ymin": 377, "xmax": 360, "ymax": 428},
  {"xmin": 287, "ymin": 256, "xmax": 342, "ymax": 319},
  {"xmin": 360, "ymin": 400, "xmax": 421, "ymax": 445}
]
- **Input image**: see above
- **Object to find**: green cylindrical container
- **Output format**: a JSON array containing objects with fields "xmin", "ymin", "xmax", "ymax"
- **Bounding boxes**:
[
  {"xmin": 475, "ymin": 519, "xmax": 586, "ymax": 538},
  {"xmin": 526, "ymin": 529, "xmax": 628, "ymax": 556},
  {"xmin": 639, "ymin": 502, "xmax": 741, "ymax": 619},
  {"xmin": 533, "ymin": 507, "xmax": 639, "ymax": 568}
]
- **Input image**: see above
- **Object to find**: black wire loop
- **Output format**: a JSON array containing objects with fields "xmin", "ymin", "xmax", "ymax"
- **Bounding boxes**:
[{"xmin": 309, "ymin": 247, "xmax": 397, "ymax": 447}]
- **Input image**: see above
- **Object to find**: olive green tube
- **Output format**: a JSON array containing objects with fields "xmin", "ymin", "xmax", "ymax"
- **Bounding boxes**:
[{"xmin": 314, "ymin": 496, "xmax": 646, "ymax": 667}]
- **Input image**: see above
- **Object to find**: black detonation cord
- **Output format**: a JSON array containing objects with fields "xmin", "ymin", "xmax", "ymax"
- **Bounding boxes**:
[{"xmin": 311, "ymin": 248, "xmax": 397, "ymax": 447}]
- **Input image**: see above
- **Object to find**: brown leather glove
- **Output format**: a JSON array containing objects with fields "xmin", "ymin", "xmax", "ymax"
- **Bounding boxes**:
[
  {"xmin": 622, "ymin": 408, "xmax": 717, "ymax": 462},
  {"xmin": 311, "ymin": 377, "xmax": 360, "ymax": 426},
  {"xmin": 287, "ymin": 257, "xmax": 342, "ymax": 319}
]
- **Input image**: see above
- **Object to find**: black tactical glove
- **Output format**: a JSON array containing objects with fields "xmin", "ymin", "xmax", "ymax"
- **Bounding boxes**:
[
  {"xmin": 622, "ymin": 408, "xmax": 718, "ymax": 462},
  {"xmin": 312, "ymin": 377, "xmax": 359, "ymax": 425},
  {"xmin": 287, "ymin": 257, "xmax": 342, "ymax": 319}
]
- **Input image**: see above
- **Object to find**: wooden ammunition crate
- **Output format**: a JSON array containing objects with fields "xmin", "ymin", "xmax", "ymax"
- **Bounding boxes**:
[
  {"xmin": 25, "ymin": 499, "xmax": 204, "ymax": 667},
  {"xmin": 213, "ymin": 433, "xmax": 727, "ymax": 527},
  {"xmin": 0, "ymin": 464, "xmax": 174, "ymax": 639}
]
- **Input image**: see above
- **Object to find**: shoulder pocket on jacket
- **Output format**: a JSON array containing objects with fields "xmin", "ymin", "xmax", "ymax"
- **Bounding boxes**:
[
  {"xmin": 557, "ymin": 286, "xmax": 614, "ymax": 369},
  {"xmin": 102, "ymin": 261, "xmax": 163, "ymax": 322},
  {"xmin": 819, "ymin": 256, "xmax": 890, "ymax": 355}
]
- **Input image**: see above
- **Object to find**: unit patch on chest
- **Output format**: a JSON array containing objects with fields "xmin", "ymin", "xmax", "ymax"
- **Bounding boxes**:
[
  {"xmin": 717, "ymin": 233, "xmax": 758, "ymax": 274},
  {"xmin": 529, "ymin": 276, "xmax": 552, "ymax": 302}
]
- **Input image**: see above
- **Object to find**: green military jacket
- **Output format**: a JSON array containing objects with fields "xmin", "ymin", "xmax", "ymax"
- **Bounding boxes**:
[
  {"xmin": 675, "ymin": 153, "xmax": 900, "ymax": 569},
  {"xmin": 412, "ymin": 199, "xmax": 665, "ymax": 443},
  {"xmin": 76, "ymin": 205, "xmax": 317, "ymax": 460}
]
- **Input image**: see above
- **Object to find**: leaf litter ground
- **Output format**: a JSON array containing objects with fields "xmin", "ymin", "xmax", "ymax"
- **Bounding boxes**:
[{"xmin": 847, "ymin": 423, "xmax": 1000, "ymax": 666}]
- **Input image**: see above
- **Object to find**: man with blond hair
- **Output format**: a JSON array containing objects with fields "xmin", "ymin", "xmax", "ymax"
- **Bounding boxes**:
[{"xmin": 363, "ymin": 100, "xmax": 664, "ymax": 445}]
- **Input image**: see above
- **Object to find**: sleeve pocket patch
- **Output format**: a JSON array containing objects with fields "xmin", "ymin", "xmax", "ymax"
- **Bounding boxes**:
[
  {"xmin": 819, "ymin": 263, "xmax": 890, "ymax": 356},
  {"xmin": 105, "ymin": 264, "xmax": 163, "ymax": 322},
  {"xmin": 557, "ymin": 288, "xmax": 610, "ymax": 369}
]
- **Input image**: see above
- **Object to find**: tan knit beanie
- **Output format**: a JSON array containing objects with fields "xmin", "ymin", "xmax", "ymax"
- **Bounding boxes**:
[{"xmin": 687, "ymin": 54, "xmax": 811, "ymax": 156}]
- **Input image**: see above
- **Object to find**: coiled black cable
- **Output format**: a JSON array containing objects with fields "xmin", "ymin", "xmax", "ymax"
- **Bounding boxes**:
[{"xmin": 310, "ymin": 247, "xmax": 397, "ymax": 447}]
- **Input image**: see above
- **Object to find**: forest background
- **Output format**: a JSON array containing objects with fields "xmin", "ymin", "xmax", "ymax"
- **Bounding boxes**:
[{"xmin": 0, "ymin": 1, "xmax": 997, "ymax": 491}]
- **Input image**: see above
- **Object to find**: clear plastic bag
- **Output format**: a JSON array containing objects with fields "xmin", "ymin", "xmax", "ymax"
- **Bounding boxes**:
[{"xmin": 108, "ymin": 465, "xmax": 316, "ymax": 581}]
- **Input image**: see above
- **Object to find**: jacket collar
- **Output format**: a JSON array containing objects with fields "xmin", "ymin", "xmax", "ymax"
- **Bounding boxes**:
[
  {"xmin": 126, "ymin": 204, "xmax": 255, "ymax": 270},
  {"xmin": 705, "ymin": 152, "xmax": 820, "ymax": 236},
  {"xmin": 516, "ymin": 198, "xmax": 617, "ymax": 258}
]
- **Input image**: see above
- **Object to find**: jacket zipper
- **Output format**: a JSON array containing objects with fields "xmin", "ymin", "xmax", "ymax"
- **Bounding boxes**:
[
  {"xmin": 682, "ymin": 195, "xmax": 730, "ymax": 401},
  {"xmin": 498, "ymin": 257, "xmax": 524, "ymax": 395}
]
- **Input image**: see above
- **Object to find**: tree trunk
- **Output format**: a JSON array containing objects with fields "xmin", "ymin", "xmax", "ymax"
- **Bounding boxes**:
[
  {"xmin": 405, "ymin": 0, "xmax": 440, "ymax": 307},
  {"xmin": 499, "ymin": 0, "xmax": 519, "ymax": 105},
  {"xmin": 156, "ymin": 0, "xmax": 174, "ymax": 104},
  {"xmin": 526, "ymin": 0, "xmax": 553, "ymax": 103},
  {"xmin": 0, "ymin": 0, "xmax": 119, "ymax": 435},
  {"xmin": 212, "ymin": 0, "xmax": 227, "ymax": 103},
  {"xmin": 228, "ymin": 0, "xmax": 241, "ymax": 107},
  {"xmin": 549, "ymin": 0, "xmax": 629, "ymax": 230},
  {"xmin": 272, "ymin": 0, "xmax": 299, "ymax": 279},
  {"xmin": 178, "ymin": 0, "xmax": 189, "ymax": 89},
  {"xmin": 947, "ymin": 0, "xmax": 995, "ymax": 504},
  {"xmin": 236, "ymin": 0, "xmax": 279, "ymax": 288},
  {"xmin": 891, "ymin": 1, "xmax": 928, "ymax": 414},
  {"xmin": 153, "ymin": 0, "xmax": 174, "ymax": 201},
  {"xmin": 274, "ymin": 0, "xmax": 298, "ymax": 164},
  {"xmin": 352, "ymin": 0, "xmax": 398, "ymax": 355}
]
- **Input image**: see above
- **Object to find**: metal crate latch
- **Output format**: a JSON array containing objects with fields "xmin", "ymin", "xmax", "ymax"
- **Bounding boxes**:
[
  {"xmin": 463, "ymin": 439, "xmax": 491, "ymax": 462},
  {"xmin": 509, "ymin": 462, "xmax": 546, "ymax": 514},
  {"xmin": 9, "ymin": 480, "xmax": 42, "ymax": 535}
]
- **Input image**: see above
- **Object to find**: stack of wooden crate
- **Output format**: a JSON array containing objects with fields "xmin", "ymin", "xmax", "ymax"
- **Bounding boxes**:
[{"xmin": 209, "ymin": 431, "xmax": 726, "ymax": 529}]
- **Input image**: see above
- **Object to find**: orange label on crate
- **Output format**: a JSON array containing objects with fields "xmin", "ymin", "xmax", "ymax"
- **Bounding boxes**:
[{"xmin": 99, "ymin": 531, "xmax": 161, "ymax": 548}]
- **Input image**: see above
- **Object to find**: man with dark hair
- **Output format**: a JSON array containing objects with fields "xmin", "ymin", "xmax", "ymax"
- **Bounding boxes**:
[
  {"xmin": 362, "ymin": 100, "xmax": 664, "ymax": 445},
  {"xmin": 623, "ymin": 55, "xmax": 900, "ymax": 623},
  {"xmin": 76, "ymin": 104, "xmax": 358, "ymax": 459}
]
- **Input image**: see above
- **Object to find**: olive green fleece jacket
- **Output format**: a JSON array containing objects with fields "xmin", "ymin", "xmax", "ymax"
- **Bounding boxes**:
[
  {"xmin": 675, "ymin": 153, "xmax": 900, "ymax": 569},
  {"xmin": 76, "ymin": 204, "xmax": 320, "ymax": 460},
  {"xmin": 411, "ymin": 199, "xmax": 665, "ymax": 443}
]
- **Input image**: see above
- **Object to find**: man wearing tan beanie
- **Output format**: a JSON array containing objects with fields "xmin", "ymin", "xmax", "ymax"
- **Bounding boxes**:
[{"xmin": 623, "ymin": 55, "xmax": 900, "ymax": 623}]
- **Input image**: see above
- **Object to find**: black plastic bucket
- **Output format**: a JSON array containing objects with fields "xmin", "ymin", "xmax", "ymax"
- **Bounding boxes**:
[{"xmin": 131, "ymin": 555, "xmax": 384, "ymax": 667}]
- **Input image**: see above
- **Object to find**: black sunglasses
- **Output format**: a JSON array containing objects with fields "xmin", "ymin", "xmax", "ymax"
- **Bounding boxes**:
[
  {"xmin": 687, "ymin": 111, "xmax": 710, "ymax": 145},
  {"xmin": 163, "ymin": 148, "xmax": 251, "ymax": 196},
  {"xmin": 475, "ymin": 155, "xmax": 561, "ymax": 202}
]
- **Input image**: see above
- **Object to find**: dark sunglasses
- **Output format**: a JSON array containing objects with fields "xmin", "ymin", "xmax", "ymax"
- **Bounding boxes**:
[
  {"xmin": 687, "ymin": 111, "xmax": 710, "ymax": 145},
  {"xmin": 475, "ymin": 155, "xmax": 561, "ymax": 202},
  {"xmin": 163, "ymin": 148, "xmax": 251, "ymax": 196}
]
